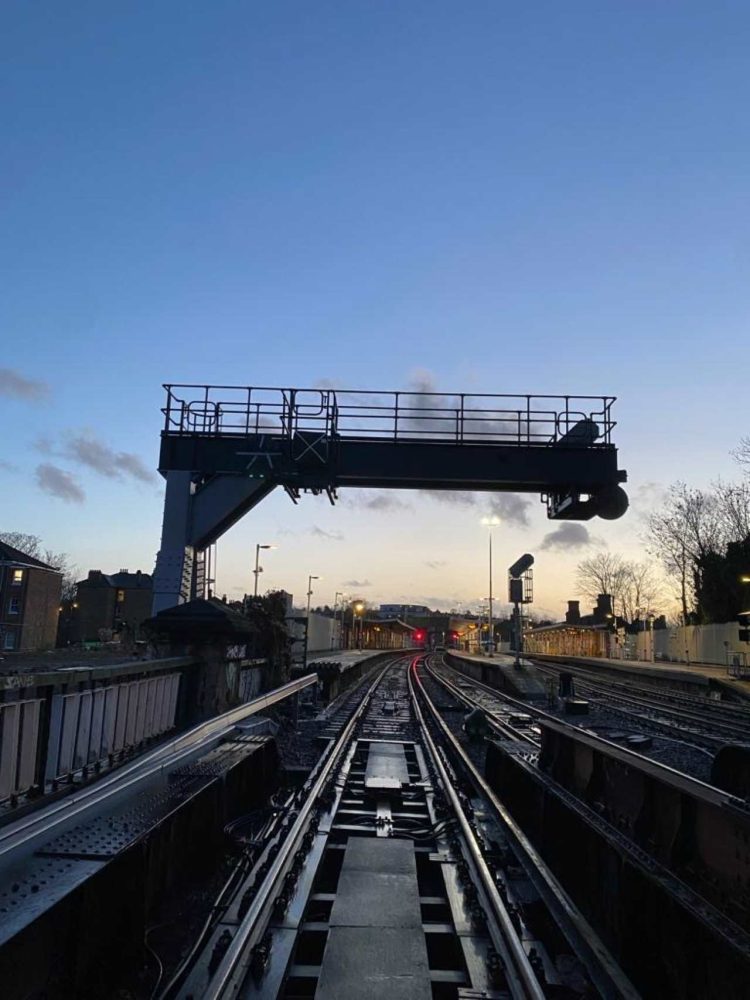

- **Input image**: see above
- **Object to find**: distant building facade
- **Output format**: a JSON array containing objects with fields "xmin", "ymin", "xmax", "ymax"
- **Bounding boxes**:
[
  {"xmin": 0, "ymin": 541, "xmax": 61, "ymax": 652},
  {"xmin": 74, "ymin": 569, "xmax": 153, "ymax": 642},
  {"xmin": 378, "ymin": 604, "xmax": 431, "ymax": 617}
]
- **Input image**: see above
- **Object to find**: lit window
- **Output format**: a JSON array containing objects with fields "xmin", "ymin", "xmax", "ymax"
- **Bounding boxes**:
[
  {"xmin": 116, "ymin": 589, "xmax": 125, "ymax": 603},
  {"xmin": 3, "ymin": 632, "xmax": 14, "ymax": 650},
  {"xmin": 11, "ymin": 569, "xmax": 23, "ymax": 586},
  {"xmin": 8, "ymin": 598, "xmax": 20, "ymax": 616}
]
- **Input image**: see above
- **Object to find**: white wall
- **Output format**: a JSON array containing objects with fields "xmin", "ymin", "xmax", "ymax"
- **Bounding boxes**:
[
  {"xmin": 287, "ymin": 612, "xmax": 341, "ymax": 659},
  {"xmin": 630, "ymin": 622, "xmax": 747, "ymax": 666}
]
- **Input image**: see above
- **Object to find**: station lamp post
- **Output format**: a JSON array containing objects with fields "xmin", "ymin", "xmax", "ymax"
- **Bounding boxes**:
[
  {"xmin": 353, "ymin": 601, "xmax": 365, "ymax": 650},
  {"xmin": 303, "ymin": 574, "xmax": 320, "ymax": 671},
  {"xmin": 480, "ymin": 517, "xmax": 501, "ymax": 655},
  {"xmin": 253, "ymin": 543, "xmax": 277, "ymax": 598},
  {"xmin": 333, "ymin": 591, "xmax": 344, "ymax": 649}
]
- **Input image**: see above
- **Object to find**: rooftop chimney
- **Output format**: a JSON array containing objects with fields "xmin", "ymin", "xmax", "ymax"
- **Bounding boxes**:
[
  {"xmin": 594, "ymin": 594, "xmax": 613, "ymax": 622},
  {"xmin": 565, "ymin": 600, "xmax": 581, "ymax": 624}
]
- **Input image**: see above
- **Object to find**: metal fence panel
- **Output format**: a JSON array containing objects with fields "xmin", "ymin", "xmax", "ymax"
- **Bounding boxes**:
[
  {"xmin": 0, "ymin": 704, "xmax": 20, "ymax": 799},
  {"xmin": 45, "ymin": 694, "xmax": 65, "ymax": 781},
  {"xmin": 102, "ymin": 687, "xmax": 118, "ymax": 756},
  {"xmin": 58, "ymin": 695, "xmax": 82, "ymax": 774},
  {"xmin": 89, "ymin": 689, "xmax": 106, "ymax": 763},
  {"xmin": 17, "ymin": 700, "xmax": 41, "ymax": 791},
  {"xmin": 124, "ymin": 683, "xmax": 139, "ymax": 746},
  {"xmin": 74, "ymin": 691, "xmax": 93, "ymax": 769}
]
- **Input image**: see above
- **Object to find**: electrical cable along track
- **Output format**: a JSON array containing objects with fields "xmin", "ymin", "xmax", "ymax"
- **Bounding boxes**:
[{"xmin": 168, "ymin": 655, "xmax": 637, "ymax": 1000}]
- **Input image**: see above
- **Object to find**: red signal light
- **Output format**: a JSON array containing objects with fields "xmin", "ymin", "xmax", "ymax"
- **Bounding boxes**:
[{"xmin": 414, "ymin": 630, "xmax": 425, "ymax": 641}]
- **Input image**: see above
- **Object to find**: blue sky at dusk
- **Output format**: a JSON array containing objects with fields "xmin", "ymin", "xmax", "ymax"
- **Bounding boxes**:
[{"xmin": 2, "ymin": 2, "xmax": 748, "ymax": 616}]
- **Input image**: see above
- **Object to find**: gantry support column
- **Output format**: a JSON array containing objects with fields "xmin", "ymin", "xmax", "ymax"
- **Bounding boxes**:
[{"xmin": 152, "ymin": 471, "xmax": 196, "ymax": 613}]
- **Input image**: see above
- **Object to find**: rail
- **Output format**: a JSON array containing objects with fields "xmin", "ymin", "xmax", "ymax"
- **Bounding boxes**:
[
  {"xmin": 162, "ymin": 383, "xmax": 617, "ymax": 446},
  {"xmin": 412, "ymin": 658, "xmax": 640, "ymax": 999},
  {"xmin": 408, "ymin": 660, "xmax": 547, "ymax": 999},
  {"xmin": 201, "ymin": 657, "xmax": 397, "ymax": 999}
]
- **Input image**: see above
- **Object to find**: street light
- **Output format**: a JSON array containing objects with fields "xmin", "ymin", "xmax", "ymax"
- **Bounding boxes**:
[
  {"xmin": 353, "ymin": 600, "xmax": 365, "ymax": 650},
  {"xmin": 303, "ymin": 574, "xmax": 320, "ymax": 671},
  {"xmin": 253, "ymin": 543, "xmax": 277, "ymax": 598},
  {"xmin": 647, "ymin": 611, "xmax": 656, "ymax": 662},
  {"xmin": 333, "ymin": 591, "xmax": 346, "ymax": 649},
  {"xmin": 480, "ymin": 517, "xmax": 501, "ymax": 655}
]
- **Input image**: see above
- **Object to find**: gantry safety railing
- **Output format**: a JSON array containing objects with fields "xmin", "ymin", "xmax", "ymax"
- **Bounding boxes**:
[{"xmin": 162, "ymin": 384, "xmax": 617, "ymax": 447}]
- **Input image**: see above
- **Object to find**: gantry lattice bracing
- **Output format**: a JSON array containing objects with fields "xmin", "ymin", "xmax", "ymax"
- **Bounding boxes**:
[{"xmin": 152, "ymin": 385, "xmax": 628, "ymax": 611}]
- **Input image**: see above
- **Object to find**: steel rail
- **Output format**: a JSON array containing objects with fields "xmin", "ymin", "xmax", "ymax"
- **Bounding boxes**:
[
  {"xmin": 433, "ymin": 657, "xmax": 746, "ymax": 798},
  {"xmin": 198, "ymin": 653, "xmax": 409, "ymax": 1000},
  {"xmin": 412, "ymin": 659, "xmax": 641, "ymax": 1000},
  {"xmin": 408, "ymin": 659, "xmax": 547, "ymax": 1000},
  {"xmin": 529, "ymin": 658, "xmax": 750, "ymax": 727},
  {"xmin": 426, "ymin": 659, "xmax": 540, "ymax": 747},
  {"xmin": 572, "ymin": 681, "xmax": 750, "ymax": 740},
  {"xmin": 0, "ymin": 672, "xmax": 317, "ymax": 867},
  {"xmin": 527, "ymin": 658, "xmax": 750, "ymax": 747}
]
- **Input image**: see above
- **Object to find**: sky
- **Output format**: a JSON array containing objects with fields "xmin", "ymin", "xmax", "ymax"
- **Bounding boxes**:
[{"xmin": 1, "ymin": 2, "xmax": 748, "ymax": 618}]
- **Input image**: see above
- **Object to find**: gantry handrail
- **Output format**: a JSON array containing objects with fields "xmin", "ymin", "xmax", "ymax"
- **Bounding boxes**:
[{"xmin": 162, "ymin": 384, "xmax": 617, "ymax": 446}]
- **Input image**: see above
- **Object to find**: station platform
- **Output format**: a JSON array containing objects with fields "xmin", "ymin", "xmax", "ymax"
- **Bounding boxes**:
[
  {"xmin": 529, "ymin": 653, "xmax": 750, "ymax": 701},
  {"xmin": 306, "ymin": 648, "xmax": 407, "ymax": 702},
  {"xmin": 307, "ymin": 649, "xmax": 390, "ymax": 672},
  {"xmin": 446, "ymin": 650, "xmax": 547, "ymax": 700}
]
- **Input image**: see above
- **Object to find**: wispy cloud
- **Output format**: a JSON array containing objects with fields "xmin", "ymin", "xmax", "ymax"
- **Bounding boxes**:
[
  {"xmin": 422, "ymin": 489, "xmax": 531, "ymax": 527},
  {"xmin": 310, "ymin": 525, "xmax": 345, "ymax": 541},
  {"xmin": 35, "ymin": 464, "xmax": 85, "ymax": 504},
  {"xmin": 425, "ymin": 559, "xmax": 447, "ymax": 570},
  {"xmin": 486, "ymin": 493, "xmax": 532, "ymax": 527},
  {"xmin": 344, "ymin": 490, "xmax": 412, "ymax": 512},
  {"xmin": 64, "ymin": 433, "xmax": 155, "ymax": 483},
  {"xmin": 540, "ymin": 523, "xmax": 602, "ymax": 552},
  {"xmin": 424, "ymin": 489, "xmax": 476, "ymax": 507},
  {"xmin": 0, "ymin": 368, "xmax": 50, "ymax": 401},
  {"xmin": 35, "ymin": 431, "xmax": 156, "ymax": 484},
  {"xmin": 313, "ymin": 377, "xmax": 345, "ymax": 390},
  {"xmin": 0, "ymin": 459, "xmax": 20, "ymax": 473},
  {"xmin": 342, "ymin": 578, "xmax": 372, "ymax": 588}
]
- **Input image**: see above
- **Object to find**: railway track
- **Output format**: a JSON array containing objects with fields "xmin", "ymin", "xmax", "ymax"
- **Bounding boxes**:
[
  {"xmin": 425, "ymin": 655, "xmax": 749, "ymax": 783},
  {"xmin": 168, "ymin": 653, "xmax": 637, "ymax": 999},
  {"xmin": 528, "ymin": 660, "xmax": 750, "ymax": 748}
]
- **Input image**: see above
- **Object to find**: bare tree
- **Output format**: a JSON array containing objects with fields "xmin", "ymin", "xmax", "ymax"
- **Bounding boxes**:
[
  {"xmin": 575, "ymin": 552, "xmax": 630, "ymax": 609},
  {"xmin": 0, "ymin": 532, "xmax": 44, "ymax": 558},
  {"xmin": 713, "ymin": 479, "xmax": 750, "ymax": 543},
  {"xmin": 644, "ymin": 483, "xmax": 724, "ymax": 623},
  {"xmin": 0, "ymin": 531, "xmax": 78, "ymax": 600},
  {"xmin": 670, "ymin": 482, "xmax": 724, "ymax": 560},
  {"xmin": 732, "ymin": 436, "xmax": 750, "ymax": 475},
  {"xmin": 619, "ymin": 561, "xmax": 665, "ymax": 623}
]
